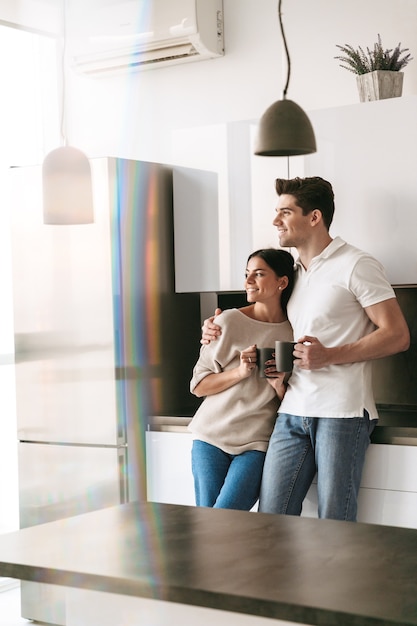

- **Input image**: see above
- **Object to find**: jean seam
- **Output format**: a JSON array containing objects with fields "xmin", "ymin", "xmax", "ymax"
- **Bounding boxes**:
[
  {"xmin": 282, "ymin": 442, "xmax": 312, "ymax": 515},
  {"xmin": 343, "ymin": 417, "xmax": 364, "ymax": 521}
]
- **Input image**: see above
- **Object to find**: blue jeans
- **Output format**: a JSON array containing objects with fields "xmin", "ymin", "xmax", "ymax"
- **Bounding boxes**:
[
  {"xmin": 191, "ymin": 440, "xmax": 266, "ymax": 511},
  {"xmin": 259, "ymin": 413, "xmax": 376, "ymax": 521}
]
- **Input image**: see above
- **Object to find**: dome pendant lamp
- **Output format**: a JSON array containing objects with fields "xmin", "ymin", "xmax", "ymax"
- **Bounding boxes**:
[
  {"xmin": 43, "ymin": 145, "xmax": 94, "ymax": 225},
  {"xmin": 254, "ymin": 0, "xmax": 317, "ymax": 157},
  {"xmin": 42, "ymin": 0, "xmax": 94, "ymax": 225}
]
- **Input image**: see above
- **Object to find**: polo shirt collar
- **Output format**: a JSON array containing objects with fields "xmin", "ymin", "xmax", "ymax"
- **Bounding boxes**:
[{"xmin": 295, "ymin": 236, "xmax": 346, "ymax": 269}]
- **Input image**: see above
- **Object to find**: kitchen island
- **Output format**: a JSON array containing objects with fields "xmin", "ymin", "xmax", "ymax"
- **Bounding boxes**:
[{"xmin": 0, "ymin": 501, "xmax": 416, "ymax": 626}]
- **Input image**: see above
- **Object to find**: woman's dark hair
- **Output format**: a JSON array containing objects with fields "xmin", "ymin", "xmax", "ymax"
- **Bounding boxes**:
[
  {"xmin": 275, "ymin": 176, "xmax": 335, "ymax": 230},
  {"xmin": 247, "ymin": 248, "xmax": 295, "ymax": 314}
]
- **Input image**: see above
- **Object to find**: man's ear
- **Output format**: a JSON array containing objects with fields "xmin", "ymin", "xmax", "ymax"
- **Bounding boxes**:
[{"xmin": 310, "ymin": 209, "xmax": 323, "ymax": 226}]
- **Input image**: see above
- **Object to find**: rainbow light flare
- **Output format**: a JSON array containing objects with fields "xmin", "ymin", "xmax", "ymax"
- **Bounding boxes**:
[
  {"xmin": 111, "ymin": 158, "xmax": 167, "ymax": 591},
  {"xmin": 107, "ymin": 1, "xmax": 172, "ymax": 592}
]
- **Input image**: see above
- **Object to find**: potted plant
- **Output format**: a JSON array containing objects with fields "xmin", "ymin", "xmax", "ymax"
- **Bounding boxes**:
[{"xmin": 335, "ymin": 34, "xmax": 413, "ymax": 102}]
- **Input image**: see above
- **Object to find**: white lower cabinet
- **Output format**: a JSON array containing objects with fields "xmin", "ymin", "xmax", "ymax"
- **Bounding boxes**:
[
  {"xmin": 302, "ymin": 444, "xmax": 417, "ymax": 529},
  {"xmin": 146, "ymin": 433, "xmax": 417, "ymax": 529},
  {"xmin": 146, "ymin": 431, "xmax": 195, "ymax": 506}
]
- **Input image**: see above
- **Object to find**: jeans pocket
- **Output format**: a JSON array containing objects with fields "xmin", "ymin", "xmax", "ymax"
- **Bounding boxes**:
[{"xmin": 364, "ymin": 408, "xmax": 378, "ymax": 435}]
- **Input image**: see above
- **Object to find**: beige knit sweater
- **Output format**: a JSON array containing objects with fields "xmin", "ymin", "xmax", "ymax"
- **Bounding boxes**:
[{"xmin": 189, "ymin": 309, "xmax": 293, "ymax": 454}]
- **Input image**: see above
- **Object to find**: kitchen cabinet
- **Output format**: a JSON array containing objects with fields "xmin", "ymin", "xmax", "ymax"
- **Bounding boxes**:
[
  {"xmin": 146, "ymin": 429, "xmax": 257, "ymax": 511},
  {"xmin": 302, "ymin": 444, "xmax": 417, "ymax": 529},
  {"xmin": 146, "ymin": 430, "xmax": 417, "ymax": 529},
  {"xmin": 172, "ymin": 121, "xmax": 272, "ymax": 292},
  {"xmin": 173, "ymin": 166, "xmax": 221, "ymax": 292},
  {"xmin": 304, "ymin": 96, "xmax": 417, "ymax": 285},
  {"xmin": 146, "ymin": 431, "xmax": 195, "ymax": 506}
]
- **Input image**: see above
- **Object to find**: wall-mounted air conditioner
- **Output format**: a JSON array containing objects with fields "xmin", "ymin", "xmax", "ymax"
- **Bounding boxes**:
[{"xmin": 68, "ymin": 0, "xmax": 224, "ymax": 76}]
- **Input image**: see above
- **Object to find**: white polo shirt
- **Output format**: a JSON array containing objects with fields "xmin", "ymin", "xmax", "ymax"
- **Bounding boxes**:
[{"xmin": 279, "ymin": 237, "xmax": 395, "ymax": 420}]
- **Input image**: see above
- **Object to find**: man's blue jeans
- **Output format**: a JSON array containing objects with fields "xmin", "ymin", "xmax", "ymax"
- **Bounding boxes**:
[
  {"xmin": 259, "ymin": 413, "xmax": 376, "ymax": 521},
  {"xmin": 192, "ymin": 440, "xmax": 266, "ymax": 511}
]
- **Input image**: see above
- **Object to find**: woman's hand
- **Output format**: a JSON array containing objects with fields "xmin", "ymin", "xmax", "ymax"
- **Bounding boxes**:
[
  {"xmin": 238, "ymin": 345, "xmax": 257, "ymax": 379},
  {"xmin": 264, "ymin": 356, "xmax": 288, "ymax": 401},
  {"xmin": 193, "ymin": 345, "xmax": 257, "ymax": 397}
]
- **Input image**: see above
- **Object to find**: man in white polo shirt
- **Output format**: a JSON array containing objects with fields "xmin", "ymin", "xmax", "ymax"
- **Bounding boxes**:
[{"xmin": 202, "ymin": 176, "xmax": 410, "ymax": 521}]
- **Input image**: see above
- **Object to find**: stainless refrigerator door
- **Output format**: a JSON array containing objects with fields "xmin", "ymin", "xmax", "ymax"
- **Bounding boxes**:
[
  {"xmin": 18, "ymin": 442, "xmax": 127, "ymax": 527},
  {"xmin": 9, "ymin": 159, "xmax": 123, "ymax": 445},
  {"xmin": 18, "ymin": 441, "xmax": 127, "ymax": 625}
]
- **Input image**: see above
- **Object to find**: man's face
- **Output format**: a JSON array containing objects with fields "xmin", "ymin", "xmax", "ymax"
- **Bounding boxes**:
[{"xmin": 273, "ymin": 194, "xmax": 311, "ymax": 248}]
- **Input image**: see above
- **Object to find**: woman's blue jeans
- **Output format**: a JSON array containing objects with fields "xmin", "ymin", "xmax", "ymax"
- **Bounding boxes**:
[
  {"xmin": 191, "ymin": 440, "xmax": 266, "ymax": 511},
  {"xmin": 259, "ymin": 413, "xmax": 376, "ymax": 521}
]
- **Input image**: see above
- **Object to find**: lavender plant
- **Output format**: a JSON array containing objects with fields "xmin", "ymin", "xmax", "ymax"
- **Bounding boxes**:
[{"xmin": 335, "ymin": 34, "xmax": 413, "ymax": 75}]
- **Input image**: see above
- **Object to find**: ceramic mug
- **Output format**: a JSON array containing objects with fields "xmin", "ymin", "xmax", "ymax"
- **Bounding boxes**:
[
  {"xmin": 256, "ymin": 347, "xmax": 275, "ymax": 378},
  {"xmin": 275, "ymin": 341, "xmax": 295, "ymax": 372}
]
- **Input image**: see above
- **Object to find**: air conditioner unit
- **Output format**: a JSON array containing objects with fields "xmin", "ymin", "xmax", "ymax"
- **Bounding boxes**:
[{"xmin": 69, "ymin": 0, "xmax": 224, "ymax": 76}]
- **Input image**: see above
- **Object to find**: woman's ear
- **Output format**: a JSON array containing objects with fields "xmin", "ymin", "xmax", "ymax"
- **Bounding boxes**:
[{"xmin": 278, "ymin": 275, "xmax": 289, "ymax": 291}]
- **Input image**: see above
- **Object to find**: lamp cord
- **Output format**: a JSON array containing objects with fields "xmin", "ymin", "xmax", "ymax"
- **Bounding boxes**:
[
  {"xmin": 59, "ymin": 0, "xmax": 68, "ymax": 147},
  {"xmin": 278, "ymin": 0, "xmax": 291, "ymax": 98}
]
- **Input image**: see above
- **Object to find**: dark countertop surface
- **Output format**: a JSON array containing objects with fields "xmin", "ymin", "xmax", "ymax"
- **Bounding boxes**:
[
  {"xmin": 371, "ymin": 407, "xmax": 417, "ymax": 445},
  {"xmin": 0, "ymin": 501, "xmax": 416, "ymax": 626},
  {"xmin": 149, "ymin": 408, "xmax": 417, "ymax": 445}
]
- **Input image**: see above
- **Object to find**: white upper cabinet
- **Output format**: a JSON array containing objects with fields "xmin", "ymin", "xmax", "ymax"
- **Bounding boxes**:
[
  {"xmin": 304, "ymin": 95, "xmax": 417, "ymax": 285},
  {"xmin": 173, "ymin": 166, "xmax": 220, "ymax": 293}
]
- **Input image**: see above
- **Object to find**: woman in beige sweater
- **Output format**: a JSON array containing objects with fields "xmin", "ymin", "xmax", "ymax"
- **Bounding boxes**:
[{"xmin": 189, "ymin": 248, "xmax": 294, "ymax": 510}]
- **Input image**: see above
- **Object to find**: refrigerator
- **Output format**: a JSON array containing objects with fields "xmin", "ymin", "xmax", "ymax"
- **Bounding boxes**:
[{"xmin": 8, "ymin": 157, "xmax": 203, "ymax": 624}]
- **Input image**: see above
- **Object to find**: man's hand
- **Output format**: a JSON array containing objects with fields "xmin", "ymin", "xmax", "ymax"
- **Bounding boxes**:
[
  {"xmin": 295, "ymin": 293, "xmax": 411, "ymax": 369},
  {"xmin": 294, "ymin": 336, "xmax": 330, "ymax": 369},
  {"xmin": 201, "ymin": 308, "xmax": 223, "ymax": 345}
]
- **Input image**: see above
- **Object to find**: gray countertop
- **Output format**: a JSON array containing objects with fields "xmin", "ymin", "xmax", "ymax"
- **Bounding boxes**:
[
  {"xmin": 372, "ymin": 407, "xmax": 417, "ymax": 445},
  {"xmin": 149, "ymin": 410, "xmax": 417, "ymax": 445},
  {"xmin": 149, "ymin": 415, "xmax": 192, "ymax": 432},
  {"xmin": 0, "ymin": 502, "xmax": 416, "ymax": 625}
]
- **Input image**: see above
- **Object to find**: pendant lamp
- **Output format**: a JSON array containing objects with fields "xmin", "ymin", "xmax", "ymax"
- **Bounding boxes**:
[
  {"xmin": 43, "ymin": 146, "xmax": 94, "ymax": 224},
  {"xmin": 254, "ymin": 0, "xmax": 316, "ymax": 157},
  {"xmin": 42, "ymin": 0, "xmax": 94, "ymax": 225}
]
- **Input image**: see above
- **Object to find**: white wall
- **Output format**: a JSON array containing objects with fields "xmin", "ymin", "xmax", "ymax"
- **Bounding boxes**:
[
  {"xmin": 65, "ymin": 0, "xmax": 417, "ymax": 165},
  {"xmin": 0, "ymin": 0, "xmax": 60, "ymax": 35}
]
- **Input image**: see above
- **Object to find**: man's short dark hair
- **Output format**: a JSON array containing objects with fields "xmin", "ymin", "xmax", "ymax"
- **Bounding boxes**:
[{"xmin": 275, "ymin": 176, "xmax": 335, "ymax": 230}]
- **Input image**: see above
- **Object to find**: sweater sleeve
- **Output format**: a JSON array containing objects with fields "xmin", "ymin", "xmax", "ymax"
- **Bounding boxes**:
[{"xmin": 189, "ymin": 312, "xmax": 237, "ymax": 394}]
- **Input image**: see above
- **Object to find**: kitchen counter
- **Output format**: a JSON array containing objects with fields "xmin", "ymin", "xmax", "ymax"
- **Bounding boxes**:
[
  {"xmin": 372, "ymin": 406, "xmax": 417, "ymax": 446},
  {"xmin": 149, "ymin": 409, "xmax": 417, "ymax": 445},
  {"xmin": 0, "ymin": 501, "xmax": 416, "ymax": 626},
  {"xmin": 149, "ymin": 414, "xmax": 192, "ymax": 432}
]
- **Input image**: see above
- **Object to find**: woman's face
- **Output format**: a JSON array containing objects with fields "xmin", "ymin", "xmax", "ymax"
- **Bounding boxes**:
[{"xmin": 244, "ymin": 256, "xmax": 282, "ymax": 304}]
